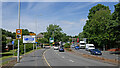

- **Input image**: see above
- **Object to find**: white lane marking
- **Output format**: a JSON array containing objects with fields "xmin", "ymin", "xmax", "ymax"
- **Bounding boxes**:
[
  {"xmin": 62, "ymin": 56, "xmax": 65, "ymax": 58},
  {"xmin": 69, "ymin": 60, "xmax": 74, "ymax": 62}
]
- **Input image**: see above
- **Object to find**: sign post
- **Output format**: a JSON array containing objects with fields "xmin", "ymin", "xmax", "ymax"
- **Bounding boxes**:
[
  {"xmin": 16, "ymin": 29, "xmax": 22, "ymax": 63},
  {"xmin": 12, "ymin": 41, "xmax": 14, "ymax": 56},
  {"xmin": 24, "ymin": 44, "xmax": 26, "ymax": 54}
]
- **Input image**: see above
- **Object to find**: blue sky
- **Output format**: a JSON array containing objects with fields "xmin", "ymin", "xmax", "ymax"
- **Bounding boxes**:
[{"xmin": 2, "ymin": 2, "xmax": 119, "ymax": 36}]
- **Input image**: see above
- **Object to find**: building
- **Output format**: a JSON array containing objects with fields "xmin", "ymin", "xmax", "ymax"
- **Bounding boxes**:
[{"xmin": 36, "ymin": 33, "xmax": 44, "ymax": 39}]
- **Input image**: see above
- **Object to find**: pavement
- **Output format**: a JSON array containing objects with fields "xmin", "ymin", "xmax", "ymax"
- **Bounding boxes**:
[
  {"xmin": 14, "ymin": 49, "xmax": 48, "ymax": 68},
  {"xmin": 71, "ymin": 48, "xmax": 119, "ymax": 60}
]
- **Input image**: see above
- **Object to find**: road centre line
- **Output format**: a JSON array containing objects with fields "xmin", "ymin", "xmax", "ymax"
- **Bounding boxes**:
[
  {"xmin": 43, "ymin": 49, "xmax": 52, "ymax": 68},
  {"xmin": 69, "ymin": 60, "xmax": 74, "ymax": 62}
]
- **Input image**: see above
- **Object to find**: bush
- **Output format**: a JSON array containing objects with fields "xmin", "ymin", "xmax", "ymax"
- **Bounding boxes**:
[{"xmin": 64, "ymin": 43, "xmax": 71, "ymax": 48}]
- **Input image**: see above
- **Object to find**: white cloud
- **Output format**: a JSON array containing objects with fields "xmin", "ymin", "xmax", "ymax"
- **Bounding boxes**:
[{"xmin": 80, "ymin": 18, "xmax": 88, "ymax": 22}]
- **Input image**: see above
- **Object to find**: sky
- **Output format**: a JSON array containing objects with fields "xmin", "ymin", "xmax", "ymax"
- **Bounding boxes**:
[{"xmin": 1, "ymin": 1, "xmax": 119, "ymax": 36}]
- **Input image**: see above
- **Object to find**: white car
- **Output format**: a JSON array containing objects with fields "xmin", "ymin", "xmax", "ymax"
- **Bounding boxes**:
[
  {"xmin": 86, "ymin": 44, "xmax": 95, "ymax": 51},
  {"xmin": 54, "ymin": 46, "xmax": 59, "ymax": 50}
]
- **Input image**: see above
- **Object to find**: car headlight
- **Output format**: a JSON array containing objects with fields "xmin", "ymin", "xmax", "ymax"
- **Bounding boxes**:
[{"xmin": 96, "ymin": 52, "xmax": 98, "ymax": 53}]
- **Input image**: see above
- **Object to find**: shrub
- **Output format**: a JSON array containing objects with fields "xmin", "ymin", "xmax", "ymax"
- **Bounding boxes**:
[{"xmin": 64, "ymin": 43, "xmax": 71, "ymax": 48}]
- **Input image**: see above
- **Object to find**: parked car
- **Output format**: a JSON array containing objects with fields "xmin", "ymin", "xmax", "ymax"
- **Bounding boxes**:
[
  {"xmin": 75, "ymin": 46, "xmax": 80, "ymax": 50},
  {"xmin": 59, "ymin": 47, "xmax": 64, "ymax": 52},
  {"xmin": 90, "ymin": 49, "xmax": 102, "ymax": 55}
]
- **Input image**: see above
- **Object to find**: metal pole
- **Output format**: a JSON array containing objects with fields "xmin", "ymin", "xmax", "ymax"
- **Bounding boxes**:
[
  {"xmin": 24, "ymin": 44, "xmax": 26, "ymax": 54},
  {"xmin": 53, "ymin": 31, "xmax": 54, "ymax": 42},
  {"xmin": 33, "ymin": 44, "xmax": 34, "ymax": 50},
  {"xmin": 17, "ymin": 0, "xmax": 21, "ymax": 63},
  {"xmin": 17, "ymin": 39, "xmax": 20, "ymax": 62},
  {"xmin": 72, "ymin": 36, "xmax": 73, "ymax": 44},
  {"xmin": 13, "ymin": 44, "xmax": 14, "ymax": 56},
  {"xmin": 36, "ymin": 43, "xmax": 37, "ymax": 49}
]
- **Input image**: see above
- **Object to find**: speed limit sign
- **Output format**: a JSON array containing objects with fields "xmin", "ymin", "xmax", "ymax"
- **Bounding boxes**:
[{"xmin": 16, "ymin": 29, "xmax": 22, "ymax": 39}]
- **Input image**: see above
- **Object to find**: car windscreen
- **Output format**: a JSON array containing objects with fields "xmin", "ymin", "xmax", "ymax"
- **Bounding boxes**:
[
  {"xmin": 80, "ymin": 43, "xmax": 85, "ymax": 45},
  {"xmin": 89, "ymin": 46, "xmax": 94, "ymax": 47}
]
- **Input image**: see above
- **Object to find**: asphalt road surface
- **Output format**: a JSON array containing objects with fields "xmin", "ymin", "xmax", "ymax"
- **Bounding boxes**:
[
  {"xmin": 44, "ymin": 48, "xmax": 117, "ymax": 66},
  {"xmin": 71, "ymin": 48, "xmax": 119, "ymax": 60},
  {"xmin": 13, "ymin": 48, "xmax": 118, "ymax": 68}
]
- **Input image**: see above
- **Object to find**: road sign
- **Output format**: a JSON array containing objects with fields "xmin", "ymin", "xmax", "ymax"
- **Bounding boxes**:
[
  {"xmin": 23, "ymin": 35, "xmax": 36, "ymax": 43},
  {"xmin": 77, "ymin": 38, "xmax": 79, "ymax": 43},
  {"xmin": 49, "ymin": 37, "xmax": 54, "ymax": 43},
  {"xmin": 16, "ymin": 29, "xmax": 22, "ymax": 39},
  {"xmin": 29, "ymin": 33, "xmax": 36, "ymax": 35},
  {"xmin": 12, "ymin": 41, "xmax": 14, "ymax": 45}
]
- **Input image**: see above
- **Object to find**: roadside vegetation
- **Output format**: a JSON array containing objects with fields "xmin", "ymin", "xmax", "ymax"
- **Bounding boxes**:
[{"xmin": 78, "ymin": 3, "xmax": 120, "ymax": 50}]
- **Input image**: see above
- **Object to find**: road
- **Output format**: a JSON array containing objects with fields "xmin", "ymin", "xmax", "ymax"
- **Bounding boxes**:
[
  {"xmin": 13, "ymin": 48, "xmax": 118, "ymax": 68},
  {"xmin": 44, "ymin": 48, "xmax": 117, "ymax": 66},
  {"xmin": 71, "ymin": 48, "xmax": 119, "ymax": 60}
]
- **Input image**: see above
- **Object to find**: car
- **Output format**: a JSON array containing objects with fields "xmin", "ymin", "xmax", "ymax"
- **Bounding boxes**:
[
  {"xmin": 54, "ymin": 46, "xmax": 59, "ymax": 50},
  {"xmin": 75, "ymin": 46, "xmax": 80, "ymax": 50},
  {"xmin": 43, "ymin": 45, "xmax": 51, "ymax": 49},
  {"xmin": 71, "ymin": 44, "xmax": 75, "ymax": 48},
  {"xmin": 59, "ymin": 47, "xmax": 64, "ymax": 52},
  {"xmin": 90, "ymin": 49, "xmax": 102, "ymax": 55}
]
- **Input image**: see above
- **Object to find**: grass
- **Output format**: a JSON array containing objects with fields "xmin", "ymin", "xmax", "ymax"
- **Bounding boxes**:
[
  {"xmin": 0, "ymin": 49, "xmax": 17, "ymax": 60},
  {"xmin": 0, "ymin": 60, "xmax": 9, "ymax": 66},
  {"xmin": 0, "ymin": 49, "xmax": 17, "ymax": 54}
]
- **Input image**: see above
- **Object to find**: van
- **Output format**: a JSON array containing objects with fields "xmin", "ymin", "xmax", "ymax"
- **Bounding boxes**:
[
  {"xmin": 86, "ymin": 44, "xmax": 95, "ymax": 51},
  {"xmin": 79, "ymin": 41, "xmax": 86, "ymax": 49}
]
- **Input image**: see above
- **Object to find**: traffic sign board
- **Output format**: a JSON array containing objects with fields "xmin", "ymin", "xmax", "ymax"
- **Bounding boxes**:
[
  {"xmin": 16, "ymin": 29, "xmax": 22, "ymax": 39},
  {"xmin": 23, "ymin": 35, "xmax": 36, "ymax": 43},
  {"xmin": 16, "ymin": 29, "xmax": 22, "ymax": 34},
  {"xmin": 12, "ymin": 41, "xmax": 14, "ymax": 45}
]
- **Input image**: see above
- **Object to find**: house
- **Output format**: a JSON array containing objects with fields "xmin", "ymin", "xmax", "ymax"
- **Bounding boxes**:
[{"xmin": 36, "ymin": 33, "xmax": 44, "ymax": 39}]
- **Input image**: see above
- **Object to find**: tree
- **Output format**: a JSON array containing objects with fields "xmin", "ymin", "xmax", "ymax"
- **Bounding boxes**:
[
  {"xmin": 83, "ymin": 4, "xmax": 113, "ymax": 49},
  {"xmin": 22, "ymin": 29, "xmax": 30, "ymax": 35},
  {"xmin": 44, "ymin": 24, "xmax": 63, "ymax": 42},
  {"xmin": 111, "ymin": 3, "xmax": 120, "ymax": 48},
  {"xmin": 38, "ymin": 38, "xmax": 48, "ymax": 43},
  {"xmin": 88, "ymin": 4, "xmax": 110, "ymax": 19}
]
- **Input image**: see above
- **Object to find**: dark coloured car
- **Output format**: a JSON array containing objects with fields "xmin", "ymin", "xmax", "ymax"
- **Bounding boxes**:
[
  {"xmin": 75, "ymin": 46, "xmax": 80, "ymax": 50},
  {"xmin": 90, "ymin": 49, "xmax": 102, "ymax": 55},
  {"xmin": 59, "ymin": 47, "xmax": 64, "ymax": 52}
]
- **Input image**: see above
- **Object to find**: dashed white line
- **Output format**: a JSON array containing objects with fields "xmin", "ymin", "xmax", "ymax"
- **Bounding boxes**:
[
  {"xmin": 62, "ymin": 56, "xmax": 65, "ymax": 58},
  {"xmin": 69, "ymin": 60, "xmax": 74, "ymax": 62}
]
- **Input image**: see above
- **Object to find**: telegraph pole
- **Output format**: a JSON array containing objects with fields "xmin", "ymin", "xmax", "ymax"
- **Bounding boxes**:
[{"xmin": 17, "ymin": 0, "xmax": 21, "ymax": 63}]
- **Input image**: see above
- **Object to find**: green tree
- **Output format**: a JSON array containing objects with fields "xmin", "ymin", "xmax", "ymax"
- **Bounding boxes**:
[
  {"xmin": 38, "ymin": 38, "xmax": 48, "ymax": 43},
  {"xmin": 44, "ymin": 24, "xmax": 62, "ymax": 42},
  {"xmin": 83, "ymin": 4, "xmax": 113, "ymax": 49},
  {"xmin": 22, "ymin": 29, "xmax": 30, "ymax": 35}
]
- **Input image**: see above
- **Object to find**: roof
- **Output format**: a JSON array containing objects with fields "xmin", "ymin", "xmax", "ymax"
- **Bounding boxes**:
[
  {"xmin": 6, "ymin": 37, "xmax": 12, "ymax": 40},
  {"xmin": 36, "ymin": 33, "xmax": 44, "ymax": 38},
  {"xmin": 6, "ymin": 42, "xmax": 13, "ymax": 45}
]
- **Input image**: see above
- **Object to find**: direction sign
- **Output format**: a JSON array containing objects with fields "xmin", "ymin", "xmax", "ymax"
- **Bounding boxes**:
[
  {"xmin": 23, "ymin": 35, "xmax": 36, "ymax": 43},
  {"xmin": 12, "ymin": 41, "xmax": 14, "ymax": 45}
]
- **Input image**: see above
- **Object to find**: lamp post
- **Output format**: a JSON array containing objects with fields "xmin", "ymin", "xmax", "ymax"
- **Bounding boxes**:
[
  {"xmin": 35, "ymin": 15, "xmax": 42, "ymax": 49},
  {"xmin": 17, "ymin": 0, "xmax": 21, "ymax": 63}
]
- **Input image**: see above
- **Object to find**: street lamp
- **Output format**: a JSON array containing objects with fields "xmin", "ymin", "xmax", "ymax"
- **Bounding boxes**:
[
  {"xmin": 35, "ymin": 15, "xmax": 42, "ymax": 49},
  {"xmin": 17, "ymin": 0, "xmax": 21, "ymax": 63}
]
